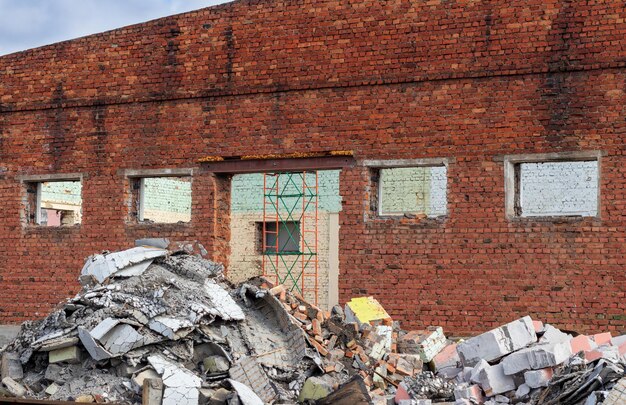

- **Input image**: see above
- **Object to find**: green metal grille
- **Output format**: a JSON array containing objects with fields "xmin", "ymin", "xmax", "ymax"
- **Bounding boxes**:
[{"xmin": 262, "ymin": 171, "xmax": 319, "ymax": 304}]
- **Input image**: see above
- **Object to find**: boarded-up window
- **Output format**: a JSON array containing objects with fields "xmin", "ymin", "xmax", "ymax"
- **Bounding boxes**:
[
  {"xmin": 140, "ymin": 177, "xmax": 192, "ymax": 223},
  {"xmin": 379, "ymin": 166, "xmax": 447, "ymax": 217},
  {"xmin": 517, "ymin": 161, "xmax": 598, "ymax": 217}
]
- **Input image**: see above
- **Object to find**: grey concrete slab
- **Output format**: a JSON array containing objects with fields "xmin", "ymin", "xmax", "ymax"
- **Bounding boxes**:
[{"xmin": 0, "ymin": 325, "xmax": 20, "ymax": 349}]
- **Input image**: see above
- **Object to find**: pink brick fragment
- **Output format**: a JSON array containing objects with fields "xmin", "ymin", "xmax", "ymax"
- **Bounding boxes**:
[
  {"xmin": 570, "ymin": 335, "xmax": 593, "ymax": 354},
  {"xmin": 593, "ymin": 332, "xmax": 612, "ymax": 346}
]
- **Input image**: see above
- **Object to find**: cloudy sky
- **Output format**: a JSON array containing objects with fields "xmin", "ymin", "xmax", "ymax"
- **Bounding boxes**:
[{"xmin": 0, "ymin": 0, "xmax": 231, "ymax": 56}]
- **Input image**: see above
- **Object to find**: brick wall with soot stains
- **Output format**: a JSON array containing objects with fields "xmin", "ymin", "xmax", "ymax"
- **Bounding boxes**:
[{"xmin": 1, "ymin": 0, "xmax": 626, "ymax": 334}]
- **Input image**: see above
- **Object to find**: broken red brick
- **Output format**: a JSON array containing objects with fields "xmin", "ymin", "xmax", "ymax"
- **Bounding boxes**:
[
  {"xmin": 359, "ymin": 352, "xmax": 369, "ymax": 363},
  {"xmin": 269, "ymin": 285, "xmax": 285, "ymax": 296},
  {"xmin": 395, "ymin": 357, "xmax": 414, "ymax": 376},
  {"xmin": 312, "ymin": 319, "xmax": 322, "ymax": 336},
  {"xmin": 308, "ymin": 337, "xmax": 329, "ymax": 357},
  {"xmin": 293, "ymin": 312, "xmax": 308, "ymax": 322}
]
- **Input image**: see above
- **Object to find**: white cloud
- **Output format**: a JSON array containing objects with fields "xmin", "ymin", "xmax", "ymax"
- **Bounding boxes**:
[{"xmin": 0, "ymin": 0, "xmax": 230, "ymax": 56}]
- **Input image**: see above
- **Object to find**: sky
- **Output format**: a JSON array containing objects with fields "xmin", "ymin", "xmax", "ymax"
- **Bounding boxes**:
[{"xmin": 0, "ymin": 0, "xmax": 231, "ymax": 56}]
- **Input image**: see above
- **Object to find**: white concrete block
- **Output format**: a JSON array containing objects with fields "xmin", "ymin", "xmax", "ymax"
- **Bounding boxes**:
[
  {"xmin": 515, "ymin": 383, "xmax": 530, "ymax": 399},
  {"xmin": 479, "ymin": 363, "xmax": 516, "ymax": 397},
  {"xmin": 539, "ymin": 324, "xmax": 572, "ymax": 345},
  {"xmin": 611, "ymin": 334, "xmax": 626, "ymax": 347},
  {"xmin": 48, "ymin": 346, "xmax": 81, "ymax": 364},
  {"xmin": 45, "ymin": 382, "xmax": 60, "ymax": 396},
  {"xmin": 2, "ymin": 377, "xmax": 26, "ymax": 397},
  {"xmin": 1, "ymin": 352, "xmax": 23, "ymax": 381},
  {"xmin": 456, "ymin": 367, "xmax": 474, "ymax": 384},
  {"xmin": 524, "ymin": 368, "xmax": 553, "ymax": 388},
  {"xmin": 454, "ymin": 383, "xmax": 485, "ymax": 403},
  {"xmin": 457, "ymin": 316, "xmax": 536, "ymax": 366},
  {"xmin": 590, "ymin": 345, "xmax": 621, "ymax": 363},
  {"xmin": 501, "ymin": 342, "xmax": 571, "ymax": 375},
  {"xmin": 470, "ymin": 359, "xmax": 490, "ymax": 384},
  {"xmin": 431, "ymin": 343, "xmax": 461, "ymax": 379}
]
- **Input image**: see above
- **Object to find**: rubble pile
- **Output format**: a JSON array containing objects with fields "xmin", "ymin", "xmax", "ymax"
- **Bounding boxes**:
[
  {"xmin": 0, "ymin": 244, "xmax": 390, "ymax": 404},
  {"xmin": 430, "ymin": 317, "xmax": 626, "ymax": 405},
  {"xmin": 0, "ymin": 244, "xmax": 626, "ymax": 404}
]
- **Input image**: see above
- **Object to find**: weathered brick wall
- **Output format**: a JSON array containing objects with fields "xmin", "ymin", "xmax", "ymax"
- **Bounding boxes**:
[{"xmin": 1, "ymin": 0, "xmax": 626, "ymax": 334}]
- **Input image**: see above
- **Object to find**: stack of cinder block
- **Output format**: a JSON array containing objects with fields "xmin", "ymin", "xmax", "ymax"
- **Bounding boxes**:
[{"xmin": 420, "ymin": 316, "xmax": 626, "ymax": 405}]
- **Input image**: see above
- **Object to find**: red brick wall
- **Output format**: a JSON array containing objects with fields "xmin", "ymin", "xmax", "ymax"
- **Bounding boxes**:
[{"xmin": 1, "ymin": 0, "xmax": 626, "ymax": 334}]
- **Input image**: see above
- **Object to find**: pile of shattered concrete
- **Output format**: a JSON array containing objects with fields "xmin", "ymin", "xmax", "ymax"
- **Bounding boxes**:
[{"xmin": 1, "ymin": 243, "xmax": 626, "ymax": 404}]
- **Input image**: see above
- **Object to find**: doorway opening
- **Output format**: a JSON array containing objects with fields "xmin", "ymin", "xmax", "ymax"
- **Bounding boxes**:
[{"xmin": 229, "ymin": 170, "xmax": 341, "ymax": 309}]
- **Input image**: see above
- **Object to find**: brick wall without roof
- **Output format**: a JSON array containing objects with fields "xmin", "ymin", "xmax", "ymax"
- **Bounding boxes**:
[{"xmin": 1, "ymin": 0, "xmax": 626, "ymax": 334}]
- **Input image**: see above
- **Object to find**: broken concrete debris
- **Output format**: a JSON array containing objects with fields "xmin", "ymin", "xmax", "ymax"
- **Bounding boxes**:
[
  {"xmin": 149, "ymin": 354, "xmax": 202, "ymax": 405},
  {"xmin": 1, "ymin": 245, "xmax": 625, "ymax": 404},
  {"xmin": 49, "ymin": 345, "xmax": 82, "ymax": 364},
  {"xmin": 456, "ymin": 316, "xmax": 536, "ymax": 367},
  {"xmin": 143, "ymin": 378, "xmax": 165, "ymax": 405},
  {"xmin": 228, "ymin": 378, "xmax": 265, "ymax": 405},
  {"xmin": 80, "ymin": 246, "xmax": 168, "ymax": 284},
  {"xmin": 399, "ymin": 327, "xmax": 447, "ymax": 363},
  {"xmin": 1, "ymin": 376, "xmax": 26, "ymax": 397},
  {"xmin": 0, "ymin": 352, "xmax": 23, "ymax": 381}
]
